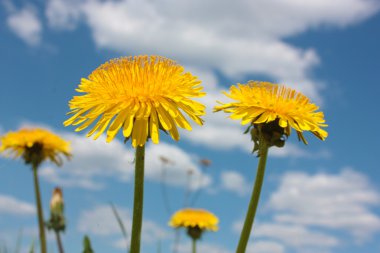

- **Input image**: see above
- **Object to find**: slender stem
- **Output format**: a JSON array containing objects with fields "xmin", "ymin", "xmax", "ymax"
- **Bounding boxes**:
[
  {"xmin": 160, "ymin": 165, "xmax": 172, "ymax": 215},
  {"xmin": 192, "ymin": 238, "xmax": 197, "ymax": 253},
  {"xmin": 183, "ymin": 170, "xmax": 192, "ymax": 207},
  {"xmin": 189, "ymin": 164, "xmax": 206, "ymax": 206},
  {"xmin": 130, "ymin": 145, "xmax": 146, "ymax": 253},
  {"xmin": 32, "ymin": 165, "xmax": 47, "ymax": 253},
  {"xmin": 55, "ymin": 231, "xmax": 65, "ymax": 253},
  {"xmin": 235, "ymin": 140, "xmax": 269, "ymax": 253}
]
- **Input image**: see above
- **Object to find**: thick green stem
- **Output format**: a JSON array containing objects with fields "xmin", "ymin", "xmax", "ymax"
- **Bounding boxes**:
[
  {"xmin": 235, "ymin": 141, "xmax": 269, "ymax": 253},
  {"xmin": 32, "ymin": 165, "xmax": 47, "ymax": 253},
  {"xmin": 192, "ymin": 239, "xmax": 197, "ymax": 253},
  {"xmin": 55, "ymin": 231, "xmax": 65, "ymax": 253},
  {"xmin": 130, "ymin": 145, "xmax": 146, "ymax": 253}
]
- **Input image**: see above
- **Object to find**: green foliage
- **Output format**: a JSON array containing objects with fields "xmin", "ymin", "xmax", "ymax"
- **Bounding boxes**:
[{"xmin": 82, "ymin": 235, "xmax": 94, "ymax": 253}]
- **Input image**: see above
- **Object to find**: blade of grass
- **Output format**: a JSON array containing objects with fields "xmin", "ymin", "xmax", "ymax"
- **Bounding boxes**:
[
  {"xmin": 14, "ymin": 229, "xmax": 23, "ymax": 253},
  {"xmin": 110, "ymin": 202, "xmax": 129, "ymax": 252},
  {"xmin": 28, "ymin": 239, "xmax": 35, "ymax": 253}
]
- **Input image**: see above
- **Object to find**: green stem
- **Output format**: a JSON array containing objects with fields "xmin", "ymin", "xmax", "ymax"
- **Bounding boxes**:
[
  {"xmin": 55, "ymin": 230, "xmax": 65, "ymax": 253},
  {"xmin": 192, "ymin": 238, "xmax": 197, "ymax": 253},
  {"xmin": 235, "ymin": 140, "xmax": 269, "ymax": 253},
  {"xmin": 130, "ymin": 145, "xmax": 146, "ymax": 253},
  {"xmin": 32, "ymin": 165, "xmax": 47, "ymax": 253}
]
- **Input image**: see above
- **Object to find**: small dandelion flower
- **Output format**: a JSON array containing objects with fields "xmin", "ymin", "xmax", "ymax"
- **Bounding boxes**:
[
  {"xmin": 214, "ymin": 81, "xmax": 327, "ymax": 146},
  {"xmin": 0, "ymin": 128, "xmax": 71, "ymax": 167},
  {"xmin": 64, "ymin": 55, "xmax": 206, "ymax": 147},
  {"xmin": 170, "ymin": 208, "xmax": 218, "ymax": 253},
  {"xmin": 170, "ymin": 208, "xmax": 218, "ymax": 234}
]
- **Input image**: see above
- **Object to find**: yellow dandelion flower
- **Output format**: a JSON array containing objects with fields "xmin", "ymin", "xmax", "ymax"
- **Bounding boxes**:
[
  {"xmin": 214, "ymin": 81, "xmax": 327, "ymax": 144},
  {"xmin": 169, "ymin": 208, "xmax": 219, "ymax": 231},
  {"xmin": 0, "ymin": 128, "xmax": 71, "ymax": 167},
  {"xmin": 64, "ymin": 55, "xmax": 206, "ymax": 147}
]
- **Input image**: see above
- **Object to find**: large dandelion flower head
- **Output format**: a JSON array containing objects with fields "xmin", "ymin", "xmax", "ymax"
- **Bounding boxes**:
[
  {"xmin": 64, "ymin": 55, "xmax": 206, "ymax": 147},
  {"xmin": 0, "ymin": 128, "xmax": 71, "ymax": 167},
  {"xmin": 169, "ymin": 208, "xmax": 219, "ymax": 239},
  {"xmin": 214, "ymin": 81, "xmax": 327, "ymax": 149}
]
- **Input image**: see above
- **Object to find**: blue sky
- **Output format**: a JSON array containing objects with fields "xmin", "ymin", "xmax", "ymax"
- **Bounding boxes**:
[{"xmin": 1, "ymin": 0, "xmax": 380, "ymax": 253}]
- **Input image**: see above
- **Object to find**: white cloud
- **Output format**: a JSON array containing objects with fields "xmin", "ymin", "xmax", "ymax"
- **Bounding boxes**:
[
  {"xmin": 78, "ymin": 205, "xmax": 128, "ymax": 236},
  {"xmin": 254, "ymin": 223, "xmax": 339, "ymax": 248},
  {"xmin": 146, "ymin": 142, "xmax": 212, "ymax": 190},
  {"xmin": 6, "ymin": 6, "xmax": 42, "ymax": 46},
  {"xmin": 232, "ymin": 169, "xmax": 380, "ymax": 252},
  {"xmin": 39, "ymin": 132, "xmax": 211, "ymax": 190},
  {"xmin": 268, "ymin": 169, "xmax": 380, "ymax": 241},
  {"xmin": 45, "ymin": 0, "xmax": 379, "ymax": 102},
  {"xmin": 220, "ymin": 171, "xmax": 251, "ymax": 196},
  {"xmin": 45, "ymin": 0, "xmax": 81, "ymax": 30},
  {"xmin": 232, "ymin": 221, "xmax": 339, "ymax": 253},
  {"xmin": 0, "ymin": 194, "xmax": 35, "ymax": 216},
  {"xmin": 246, "ymin": 240, "xmax": 285, "ymax": 253},
  {"xmin": 177, "ymin": 242, "xmax": 232, "ymax": 253},
  {"xmin": 78, "ymin": 0, "xmax": 322, "ymax": 100},
  {"xmin": 77, "ymin": 204, "xmax": 169, "ymax": 247}
]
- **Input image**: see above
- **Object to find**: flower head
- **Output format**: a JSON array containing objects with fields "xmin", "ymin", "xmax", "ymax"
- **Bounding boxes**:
[
  {"xmin": 64, "ymin": 55, "xmax": 206, "ymax": 147},
  {"xmin": 0, "ymin": 128, "xmax": 71, "ymax": 167},
  {"xmin": 46, "ymin": 187, "xmax": 65, "ymax": 232},
  {"xmin": 214, "ymin": 81, "xmax": 327, "ymax": 144},
  {"xmin": 50, "ymin": 187, "xmax": 64, "ymax": 214},
  {"xmin": 169, "ymin": 208, "xmax": 219, "ymax": 232}
]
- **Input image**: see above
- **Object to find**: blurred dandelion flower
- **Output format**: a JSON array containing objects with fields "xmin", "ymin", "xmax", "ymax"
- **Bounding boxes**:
[
  {"xmin": 0, "ymin": 128, "xmax": 71, "ymax": 253},
  {"xmin": 169, "ymin": 208, "xmax": 219, "ymax": 232},
  {"xmin": 64, "ymin": 55, "xmax": 205, "ymax": 147},
  {"xmin": 0, "ymin": 128, "xmax": 71, "ymax": 167},
  {"xmin": 170, "ymin": 208, "xmax": 218, "ymax": 253}
]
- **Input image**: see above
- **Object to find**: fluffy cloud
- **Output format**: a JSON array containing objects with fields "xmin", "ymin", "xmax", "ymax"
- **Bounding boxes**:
[
  {"xmin": 45, "ymin": 0, "xmax": 379, "ymax": 102},
  {"xmin": 45, "ymin": 0, "xmax": 81, "ymax": 30},
  {"xmin": 246, "ymin": 241, "xmax": 285, "ymax": 253},
  {"xmin": 77, "ymin": 204, "xmax": 169, "ymax": 247},
  {"xmin": 177, "ymin": 240, "xmax": 285, "ymax": 253},
  {"xmin": 255, "ymin": 223, "xmax": 339, "ymax": 248},
  {"xmin": 268, "ymin": 169, "xmax": 380, "ymax": 241},
  {"xmin": 220, "ymin": 171, "xmax": 251, "ymax": 196},
  {"xmin": 177, "ymin": 242, "xmax": 232, "ymax": 253},
  {"xmin": 6, "ymin": 5, "xmax": 42, "ymax": 46},
  {"xmin": 233, "ymin": 169, "xmax": 380, "ymax": 252},
  {"xmin": 39, "ymin": 132, "xmax": 211, "ymax": 190},
  {"xmin": 0, "ymin": 194, "xmax": 35, "ymax": 216},
  {"xmin": 49, "ymin": 0, "xmax": 321, "ymax": 98}
]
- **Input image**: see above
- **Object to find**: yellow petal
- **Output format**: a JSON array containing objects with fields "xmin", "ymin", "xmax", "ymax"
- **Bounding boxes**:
[
  {"xmin": 150, "ymin": 108, "xmax": 160, "ymax": 144},
  {"xmin": 106, "ymin": 109, "xmax": 129, "ymax": 142}
]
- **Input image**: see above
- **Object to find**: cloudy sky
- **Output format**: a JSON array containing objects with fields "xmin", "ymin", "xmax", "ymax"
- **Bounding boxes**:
[{"xmin": 1, "ymin": 0, "xmax": 380, "ymax": 252}]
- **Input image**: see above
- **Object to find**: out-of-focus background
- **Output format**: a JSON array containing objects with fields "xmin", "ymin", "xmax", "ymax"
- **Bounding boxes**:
[{"xmin": 1, "ymin": 0, "xmax": 380, "ymax": 252}]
